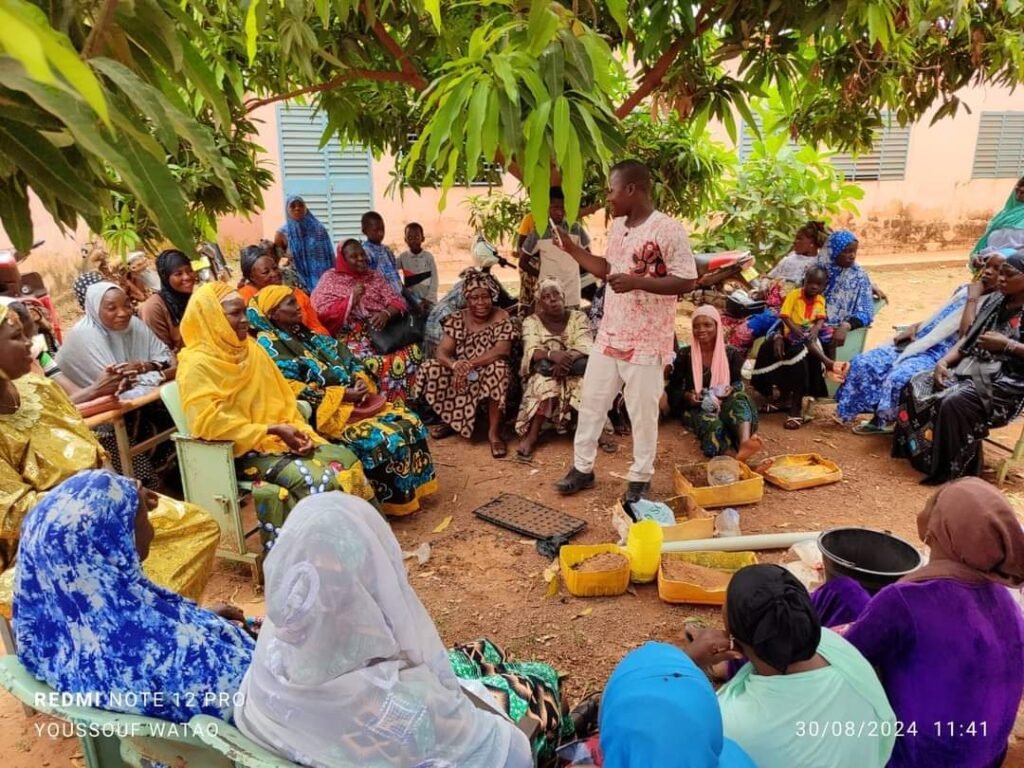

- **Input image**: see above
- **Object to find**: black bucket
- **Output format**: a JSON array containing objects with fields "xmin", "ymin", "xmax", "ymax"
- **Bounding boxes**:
[{"xmin": 817, "ymin": 528, "xmax": 923, "ymax": 595}]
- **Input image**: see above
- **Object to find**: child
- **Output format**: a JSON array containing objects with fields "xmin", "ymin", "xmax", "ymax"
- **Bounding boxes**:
[
  {"xmin": 397, "ymin": 223, "xmax": 439, "ymax": 308},
  {"xmin": 360, "ymin": 211, "xmax": 404, "ymax": 294},
  {"xmin": 777, "ymin": 266, "xmax": 846, "ymax": 377}
]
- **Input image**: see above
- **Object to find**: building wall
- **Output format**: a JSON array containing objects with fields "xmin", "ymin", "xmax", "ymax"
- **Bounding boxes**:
[{"xmin": 6, "ymin": 84, "xmax": 1023, "ymax": 282}]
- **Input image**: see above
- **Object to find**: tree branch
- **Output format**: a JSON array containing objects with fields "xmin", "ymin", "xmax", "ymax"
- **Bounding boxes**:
[
  {"xmin": 244, "ymin": 70, "xmax": 421, "ymax": 113},
  {"xmin": 367, "ymin": 8, "xmax": 429, "ymax": 90},
  {"xmin": 82, "ymin": 0, "xmax": 120, "ymax": 59},
  {"xmin": 614, "ymin": 8, "xmax": 712, "ymax": 119}
]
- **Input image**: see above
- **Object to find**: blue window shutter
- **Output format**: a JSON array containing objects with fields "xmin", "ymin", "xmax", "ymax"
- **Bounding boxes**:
[{"xmin": 277, "ymin": 104, "xmax": 374, "ymax": 243}]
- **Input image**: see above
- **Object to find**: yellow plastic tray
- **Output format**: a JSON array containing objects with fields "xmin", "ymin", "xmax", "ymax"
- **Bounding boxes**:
[
  {"xmin": 673, "ymin": 462, "xmax": 765, "ymax": 508},
  {"xmin": 658, "ymin": 551, "xmax": 758, "ymax": 605},
  {"xmin": 560, "ymin": 544, "xmax": 631, "ymax": 597},
  {"xmin": 755, "ymin": 454, "xmax": 842, "ymax": 490},
  {"xmin": 612, "ymin": 498, "xmax": 716, "ymax": 543}
]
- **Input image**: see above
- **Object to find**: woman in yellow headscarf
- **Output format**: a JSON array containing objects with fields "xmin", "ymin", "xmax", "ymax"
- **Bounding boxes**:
[
  {"xmin": 0, "ymin": 302, "xmax": 220, "ymax": 615},
  {"xmin": 177, "ymin": 283, "xmax": 376, "ymax": 549}
]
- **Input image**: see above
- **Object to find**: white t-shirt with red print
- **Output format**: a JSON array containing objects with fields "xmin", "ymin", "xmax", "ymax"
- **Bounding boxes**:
[{"xmin": 596, "ymin": 211, "xmax": 696, "ymax": 366}]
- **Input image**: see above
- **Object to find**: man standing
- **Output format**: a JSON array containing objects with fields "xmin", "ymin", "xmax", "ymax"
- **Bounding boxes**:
[
  {"xmin": 518, "ymin": 186, "xmax": 591, "ymax": 315},
  {"xmin": 555, "ymin": 160, "xmax": 697, "ymax": 503}
]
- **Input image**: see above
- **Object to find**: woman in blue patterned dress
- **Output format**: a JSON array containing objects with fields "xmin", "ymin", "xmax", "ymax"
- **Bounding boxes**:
[
  {"xmin": 247, "ymin": 285, "xmax": 437, "ymax": 516},
  {"xmin": 837, "ymin": 251, "xmax": 1006, "ymax": 432},
  {"xmin": 14, "ymin": 469, "xmax": 254, "ymax": 723}
]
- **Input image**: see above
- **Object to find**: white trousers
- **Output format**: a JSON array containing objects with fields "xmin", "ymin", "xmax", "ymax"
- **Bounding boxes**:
[{"xmin": 573, "ymin": 349, "xmax": 664, "ymax": 482}]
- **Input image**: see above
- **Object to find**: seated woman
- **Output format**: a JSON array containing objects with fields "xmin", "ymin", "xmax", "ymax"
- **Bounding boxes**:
[
  {"xmin": 894, "ymin": 251, "xmax": 1024, "ymax": 484},
  {"xmin": 246, "ymin": 286, "xmax": 437, "ymax": 516},
  {"xmin": 515, "ymin": 279, "xmax": 591, "ymax": 459},
  {"xmin": 236, "ymin": 493, "xmax": 572, "ymax": 767},
  {"xmin": 686, "ymin": 564, "xmax": 896, "ymax": 768},
  {"xmin": 724, "ymin": 221, "xmax": 830, "ymax": 353},
  {"xmin": 312, "ymin": 239, "xmax": 423, "ymax": 404},
  {"xmin": 812, "ymin": 478, "xmax": 1024, "ymax": 768},
  {"xmin": 838, "ymin": 250, "xmax": 1006, "ymax": 433},
  {"xmin": 416, "ymin": 271, "xmax": 516, "ymax": 459},
  {"xmin": 970, "ymin": 176, "xmax": 1024, "ymax": 267},
  {"xmin": 15, "ymin": 470, "xmax": 254, "ymax": 723},
  {"xmin": 664, "ymin": 306, "xmax": 762, "ymax": 460},
  {"xmin": 139, "ymin": 249, "xmax": 196, "ymax": 352},
  {"xmin": 55, "ymin": 281, "xmax": 177, "ymax": 486},
  {"xmin": 0, "ymin": 305, "xmax": 221, "ymax": 603},
  {"xmin": 238, "ymin": 244, "xmax": 329, "ymax": 335},
  {"xmin": 585, "ymin": 642, "xmax": 754, "ymax": 767},
  {"xmin": 177, "ymin": 283, "xmax": 376, "ymax": 548}
]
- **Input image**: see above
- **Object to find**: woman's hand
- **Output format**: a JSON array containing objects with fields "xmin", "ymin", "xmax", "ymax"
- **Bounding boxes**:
[
  {"xmin": 933, "ymin": 361, "xmax": 951, "ymax": 389},
  {"xmin": 967, "ymin": 280, "xmax": 985, "ymax": 300},
  {"xmin": 368, "ymin": 309, "xmax": 391, "ymax": 331},
  {"xmin": 682, "ymin": 627, "xmax": 744, "ymax": 669},
  {"xmin": 977, "ymin": 331, "xmax": 1012, "ymax": 353},
  {"xmin": 893, "ymin": 326, "xmax": 916, "ymax": 345},
  {"xmin": 89, "ymin": 365, "xmax": 125, "ymax": 398},
  {"xmin": 720, "ymin": 385, "xmax": 734, "ymax": 400},
  {"xmin": 833, "ymin": 323, "xmax": 851, "ymax": 346},
  {"xmin": 269, "ymin": 424, "xmax": 315, "ymax": 456},
  {"xmin": 684, "ymin": 390, "xmax": 702, "ymax": 406},
  {"xmin": 344, "ymin": 380, "xmax": 369, "ymax": 403},
  {"xmin": 451, "ymin": 359, "xmax": 473, "ymax": 390},
  {"xmin": 351, "ymin": 283, "xmax": 365, "ymax": 304}
]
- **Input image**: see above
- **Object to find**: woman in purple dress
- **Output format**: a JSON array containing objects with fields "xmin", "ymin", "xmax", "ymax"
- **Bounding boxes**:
[{"xmin": 812, "ymin": 477, "xmax": 1024, "ymax": 768}]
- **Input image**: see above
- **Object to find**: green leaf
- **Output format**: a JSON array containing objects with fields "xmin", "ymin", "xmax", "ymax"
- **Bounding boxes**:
[
  {"xmin": 541, "ymin": 44, "xmax": 564, "ymax": 101},
  {"xmin": 0, "ymin": 119, "xmax": 101, "ymax": 215},
  {"xmin": 91, "ymin": 58, "xmax": 176, "ymax": 149},
  {"xmin": 523, "ymin": 99, "xmax": 553, "ymax": 184},
  {"xmin": 245, "ymin": 0, "xmax": 261, "ymax": 64},
  {"xmin": 721, "ymin": 106, "xmax": 738, "ymax": 145},
  {"xmin": 0, "ymin": 5, "xmax": 51, "ymax": 83},
  {"xmin": 552, "ymin": 95, "xmax": 570, "ymax": 165},
  {"xmin": 464, "ymin": 82, "xmax": 490, "ymax": 182},
  {"xmin": 563, "ymin": 127, "xmax": 582, "ymax": 223},
  {"xmin": 480, "ymin": 87, "xmax": 500, "ymax": 162},
  {"xmin": 527, "ymin": 2, "xmax": 560, "ymax": 56},
  {"xmin": 0, "ymin": 175, "xmax": 33, "ymax": 252},
  {"xmin": 115, "ymin": 134, "xmax": 194, "ymax": 250},
  {"xmin": 528, "ymin": 143, "xmax": 552, "ymax": 232},
  {"xmin": 605, "ymin": 0, "xmax": 628, "ymax": 32},
  {"xmin": 423, "ymin": 0, "xmax": 442, "ymax": 31},
  {"xmin": 179, "ymin": 38, "xmax": 231, "ymax": 130}
]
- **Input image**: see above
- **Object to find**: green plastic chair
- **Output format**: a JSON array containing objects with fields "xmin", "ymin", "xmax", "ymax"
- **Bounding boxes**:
[
  {"xmin": 0, "ymin": 655, "xmax": 232, "ymax": 767},
  {"xmin": 160, "ymin": 381, "xmax": 262, "ymax": 584},
  {"xmin": 189, "ymin": 715, "xmax": 302, "ymax": 767}
]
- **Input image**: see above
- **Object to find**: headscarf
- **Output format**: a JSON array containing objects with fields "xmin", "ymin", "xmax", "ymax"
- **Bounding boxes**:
[
  {"xmin": 902, "ymin": 477, "xmax": 1024, "ymax": 587},
  {"xmin": 726, "ymin": 564, "xmax": 821, "ymax": 674},
  {"xmin": 972, "ymin": 179, "xmax": 1024, "ymax": 256},
  {"xmin": 252, "ymin": 284, "xmax": 294, "ymax": 319},
  {"xmin": 462, "ymin": 268, "xmax": 501, "ymax": 303},
  {"xmin": 235, "ymin": 493, "xmax": 524, "ymax": 767},
  {"xmin": 310, "ymin": 244, "xmax": 406, "ymax": 335},
  {"xmin": 599, "ymin": 642, "xmax": 755, "ymax": 768},
  {"xmin": 240, "ymin": 244, "xmax": 268, "ymax": 283},
  {"xmin": 55, "ymin": 281, "xmax": 172, "ymax": 388},
  {"xmin": 823, "ymin": 230, "xmax": 875, "ymax": 327},
  {"xmin": 178, "ymin": 283, "xmax": 321, "ymax": 457},
  {"xmin": 72, "ymin": 271, "xmax": 105, "ymax": 309},
  {"xmin": 279, "ymin": 196, "xmax": 335, "ymax": 293},
  {"xmin": 690, "ymin": 305, "xmax": 731, "ymax": 396},
  {"xmin": 13, "ymin": 470, "xmax": 254, "ymax": 723},
  {"xmin": 535, "ymin": 277, "xmax": 565, "ymax": 305},
  {"xmin": 155, "ymin": 249, "xmax": 193, "ymax": 327}
]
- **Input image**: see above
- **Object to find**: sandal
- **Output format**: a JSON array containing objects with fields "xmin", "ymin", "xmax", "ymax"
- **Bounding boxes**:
[
  {"xmin": 490, "ymin": 439, "xmax": 508, "ymax": 459},
  {"xmin": 569, "ymin": 692, "xmax": 602, "ymax": 737},
  {"xmin": 852, "ymin": 421, "xmax": 894, "ymax": 436},
  {"xmin": 514, "ymin": 447, "xmax": 534, "ymax": 463},
  {"xmin": 428, "ymin": 424, "xmax": 454, "ymax": 440},
  {"xmin": 759, "ymin": 403, "xmax": 781, "ymax": 415},
  {"xmin": 784, "ymin": 417, "xmax": 803, "ymax": 430}
]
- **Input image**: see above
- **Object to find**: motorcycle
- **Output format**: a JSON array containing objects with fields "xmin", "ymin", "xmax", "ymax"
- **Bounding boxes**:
[
  {"xmin": 193, "ymin": 241, "xmax": 233, "ymax": 284},
  {"xmin": 687, "ymin": 249, "xmax": 760, "ymax": 310},
  {"xmin": 2, "ymin": 240, "xmax": 63, "ymax": 352}
]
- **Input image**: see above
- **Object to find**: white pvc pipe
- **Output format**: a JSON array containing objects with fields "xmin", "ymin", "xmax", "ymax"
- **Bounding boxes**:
[{"xmin": 661, "ymin": 532, "xmax": 821, "ymax": 553}]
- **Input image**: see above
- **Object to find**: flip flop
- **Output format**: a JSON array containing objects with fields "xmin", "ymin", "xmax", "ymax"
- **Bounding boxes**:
[
  {"xmin": 490, "ymin": 440, "xmax": 508, "ymax": 459},
  {"xmin": 853, "ymin": 422, "xmax": 895, "ymax": 436},
  {"xmin": 428, "ymin": 424, "xmax": 454, "ymax": 440},
  {"xmin": 514, "ymin": 447, "xmax": 534, "ymax": 463},
  {"xmin": 784, "ymin": 417, "xmax": 803, "ymax": 430}
]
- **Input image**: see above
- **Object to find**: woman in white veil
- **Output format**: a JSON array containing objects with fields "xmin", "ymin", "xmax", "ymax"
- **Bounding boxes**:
[{"xmin": 234, "ymin": 493, "xmax": 538, "ymax": 767}]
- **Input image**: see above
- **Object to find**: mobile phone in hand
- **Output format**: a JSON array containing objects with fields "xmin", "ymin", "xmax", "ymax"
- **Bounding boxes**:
[{"xmin": 549, "ymin": 218, "xmax": 564, "ymax": 247}]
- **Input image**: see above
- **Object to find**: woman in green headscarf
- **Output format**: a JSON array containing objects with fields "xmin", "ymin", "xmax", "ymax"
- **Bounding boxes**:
[
  {"xmin": 246, "ymin": 285, "xmax": 437, "ymax": 517},
  {"xmin": 971, "ymin": 176, "xmax": 1024, "ymax": 268}
]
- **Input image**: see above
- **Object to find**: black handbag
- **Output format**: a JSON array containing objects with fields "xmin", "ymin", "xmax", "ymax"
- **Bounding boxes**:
[
  {"xmin": 533, "ymin": 354, "xmax": 588, "ymax": 377},
  {"xmin": 368, "ymin": 312, "xmax": 425, "ymax": 354}
]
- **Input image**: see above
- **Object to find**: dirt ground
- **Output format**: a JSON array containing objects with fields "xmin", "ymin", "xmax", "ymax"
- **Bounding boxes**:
[{"xmin": 5, "ymin": 262, "xmax": 1024, "ymax": 766}]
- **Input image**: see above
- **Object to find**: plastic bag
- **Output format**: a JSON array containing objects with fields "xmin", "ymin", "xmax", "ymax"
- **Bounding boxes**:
[{"xmin": 714, "ymin": 508, "xmax": 741, "ymax": 537}]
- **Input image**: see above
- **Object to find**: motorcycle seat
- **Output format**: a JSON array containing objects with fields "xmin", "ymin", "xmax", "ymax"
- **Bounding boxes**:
[{"xmin": 694, "ymin": 251, "xmax": 746, "ymax": 272}]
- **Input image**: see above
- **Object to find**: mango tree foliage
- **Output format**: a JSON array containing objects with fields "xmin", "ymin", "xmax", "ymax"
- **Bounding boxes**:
[{"xmin": 3, "ymin": 0, "xmax": 1024, "ymax": 251}]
